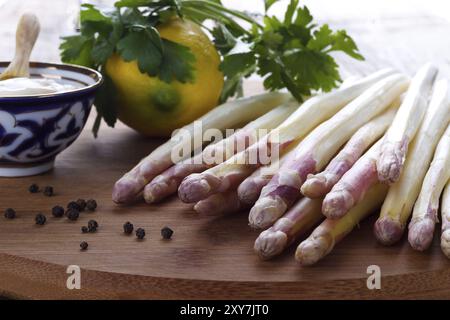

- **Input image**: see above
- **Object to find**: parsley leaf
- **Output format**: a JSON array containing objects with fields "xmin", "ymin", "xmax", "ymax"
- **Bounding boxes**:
[
  {"xmin": 117, "ymin": 30, "xmax": 163, "ymax": 76},
  {"xmin": 264, "ymin": 0, "xmax": 280, "ymax": 12},
  {"xmin": 219, "ymin": 52, "xmax": 257, "ymax": 102},
  {"xmin": 249, "ymin": 1, "xmax": 364, "ymax": 100},
  {"xmin": 159, "ymin": 39, "xmax": 196, "ymax": 83}
]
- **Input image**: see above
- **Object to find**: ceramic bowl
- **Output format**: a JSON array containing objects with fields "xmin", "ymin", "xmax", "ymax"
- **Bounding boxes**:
[{"xmin": 0, "ymin": 62, "xmax": 102, "ymax": 177}]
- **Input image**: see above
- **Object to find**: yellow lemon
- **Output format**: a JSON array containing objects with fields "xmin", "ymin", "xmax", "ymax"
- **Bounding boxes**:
[{"xmin": 105, "ymin": 18, "xmax": 224, "ymax": 137}]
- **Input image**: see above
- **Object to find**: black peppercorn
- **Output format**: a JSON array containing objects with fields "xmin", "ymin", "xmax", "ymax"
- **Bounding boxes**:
[
  {"xmin": 86, "ymin": 199, "xmax": 97, "ymax": 211},
  {"xmin": 88, "ymin": 219, "xmax": 98, "ymax": 232},
  {"xmin": 66, "ymin": 208, "xmax": 80, "ymax": 221},
  {"xmin": 136, "ymin": 228, "xmax": 146, "ymax": 240},
  {"xmin": 123, "ymin": 221, "xmax": 134, "ymax": 235},
  {"xmin": 28, "ymin": 183, "xmax": 39, "ymax": 193},
  {"xmin": 80, "ymin": 241, "xmax": 88, "ymax": 250},
  {"xmin": 161, "ymin": 226, "xmax": 174, "ymax": 240},
  {"xmin": 4, "ymin": 208, "xmax": 16, "ymax": 219},
  {"xmin": 43, "ymin": 186, "xmax": 54, "ymax": 197},
  {"xmin": 67, "ymin": 201, "xmax": 81, "ymax": 211},
  {"xmin": 51, "ymin": 206, "xmax": 65, "ymax": 218},
  {"xmin": 81, "ymin": 226, "xmax": 89, "ymax": 233},
  {"xmin": 76, "ymin": 199, "xmax": 87, "ymax": 211},
  {"xmin": 35, "ymin": 213, "xmax": 46, "ymax": 225}
]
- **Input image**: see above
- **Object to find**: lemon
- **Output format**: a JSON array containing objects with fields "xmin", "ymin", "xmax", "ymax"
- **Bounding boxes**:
[{"xmin": 105, "ymin": 18, "xmax": 224, "ymax": 137}]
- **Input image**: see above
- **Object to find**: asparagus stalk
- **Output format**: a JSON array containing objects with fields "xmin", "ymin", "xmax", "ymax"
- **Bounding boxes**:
[
  {"xmin": 441, "ymin": 181, "xmax": 450, "ymax": 258},
  {"xmin": 377, "ymin": 63, "xmax": 438, "ymax": 184},
  {"xmin": 237, "ymin": 161, "xmax": 279, "ymax": 207},
  {"xmin": 249, "ymin": 74, "xmax": 409, "ymax": 229},
  {"xmin": 237, "ymin": 144, "xmax": 298, "ymax": 206},
  {"xmin": 321, "ymin": 139, "xmax": 382, "ymax": 218},
  {"xmin": 254, "ymin": 197, "xmax": 323, "ymax": 260},
  {"xmin": 301, "ymin": 105, "xmax": 398, "ymax": 198},
  {"xmin": 271, "ymin": 69, "xmax": 395, "ymax": 148},
  {"xmin": 143, "ymin": 101, "xmax": 297, "ymax": 203},
  {"xmin": 178, "ymin": 70, "xmax": 397, "ymax": 204},
  {"xmin": 193, "ymin": 191, "xmax": 246, "ymax": 215},
  {"xmin": 408, "ymin": 125, "xmax": 450, "ymax": 251},
  {"xmin": 296, "ymin": 184, "xmax": 388, "ymax": 266},
  {"xmin": 374, "ymin": 79, "xmax": 450, "ymax": 246},
  {"xmin": 112, "ymin": 92, "xmax": 291, "ymax": 204}
]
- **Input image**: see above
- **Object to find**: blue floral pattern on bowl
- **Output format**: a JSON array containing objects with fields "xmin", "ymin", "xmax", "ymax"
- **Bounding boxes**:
[{"xmin": 0, "ymin": 62, "xmax": 102, "ymax": 177}]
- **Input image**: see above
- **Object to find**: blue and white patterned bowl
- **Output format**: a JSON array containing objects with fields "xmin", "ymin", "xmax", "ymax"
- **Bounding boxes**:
[{"xmin": 0, "ymin": 62, "xmax": 102, "ymax": 177}]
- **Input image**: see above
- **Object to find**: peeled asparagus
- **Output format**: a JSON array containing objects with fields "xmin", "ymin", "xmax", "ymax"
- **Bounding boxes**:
[
  {"xmin": 296, "ymin": 184, "xmax": 388, "ymax": 266},
  {"xmin": 441, "ymin": 182, "xmax": 450, "ymax": 258},
  {"xmin": 249, "ymin": 74, "xmax": 409, "ymax": 229},
  {"xmin": 301, "ymin": 105, "xmax": 398, "ymax": 198},
  {"xmin": 321, "ymin": 139, "xmax": 382, "ymax": 218},
  {"xmin": 377, "ymin": 64, "xmax": 438, "ymax": 184},
  {"xmin": 178, "ymin": 70, "xmax": 395, "ymax": 204},
  {"xmin": 408, "ymin": 125, "xmax": 450, "ymax": 251},
  {"xmin": 143, "ymin": 101, "xmax": 297, "ymax": 203},
  {"xmin": 375, "ymin": 79, "xmax": 450, "ymax": 246},
  {"xmin": 193, "ymin": 191, "xmax": 246, "ymax": 215},
  {"xmin": 254, "ymin": 197, "xmax": 323, "ymax": 260},
  {"xmin": 112, "ymin": 92, "xmax": 291, "ymax": 203}
]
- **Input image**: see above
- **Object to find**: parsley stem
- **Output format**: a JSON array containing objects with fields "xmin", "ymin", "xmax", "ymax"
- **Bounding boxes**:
[{"xmin": 182, "ymin": 0, "xmax": 264, "ymax": 29}]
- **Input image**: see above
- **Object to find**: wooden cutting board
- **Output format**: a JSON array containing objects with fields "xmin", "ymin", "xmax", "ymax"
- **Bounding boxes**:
[{"xmin": 1, "ymin": 6, "xmax": 450, "ymax": 300}]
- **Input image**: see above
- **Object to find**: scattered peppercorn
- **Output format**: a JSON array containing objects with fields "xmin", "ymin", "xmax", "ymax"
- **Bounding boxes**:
[
  {"xmin": 88, "ymin": 220, "xmax": 98, "ymax": 232},
  {"xmin": 43, "ymin": 186, "xmax": 54, "ymax": 197},
  {"xmin": 80, "ymin": 241, "xmax": 88, "ymax": 250},
  {"xmin": 4, "ymin": 208, "xmax": 16, "ymax": 219},
  {"xmin": 35, "ymin": 213, "xmax": 46, "ymax": 225},
  {"xmin": 123, "ymin": 222, "xmax": 134, "ymax": 234},
  {"xmin": 136, "ymin": 228, "xmax": 146, "ymax": 240},
  {"xmin": 67, "ymin": 201, "xmax": 81, "ymax": 211},
  {"xmin": 161, "ymin": 226, "xmax": 174, "ymax": 240},
  {"xmin": 66, "ymin": 208, "xmax": 80, "ymax": 221},
  {"xmin": 28, "ymin": 183, "xmax": 39, "ymax": 193},
  {"xmin": 81, "ymin": 226, "xmax": 89, "ymax": 233},
  {"xmin": 76, "ymin": 199, "xmax": 87, "ymax": 211},
  {"xmin": 51, "ymin": 205, "xmax": 65, "ymax": 218},
  {"xmin": 86, "ymin": 199, "xmax": 97, "ymax": 211}
]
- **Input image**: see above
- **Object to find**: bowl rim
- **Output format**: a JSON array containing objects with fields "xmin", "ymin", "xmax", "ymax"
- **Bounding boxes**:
[{"xmin": 0, "ymin": 61, "xmax": 103, "ymax": 101}]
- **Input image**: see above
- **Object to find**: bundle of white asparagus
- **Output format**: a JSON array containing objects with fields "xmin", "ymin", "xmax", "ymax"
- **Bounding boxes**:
[{"xmin": 113, "ymin": 63, "xmax": 450, "ymax": 266}]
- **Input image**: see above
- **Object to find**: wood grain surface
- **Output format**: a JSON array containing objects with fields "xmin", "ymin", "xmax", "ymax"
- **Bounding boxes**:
[{"xmin": 1, "ymin": 0, "xmax": 450, "ymax": 300}]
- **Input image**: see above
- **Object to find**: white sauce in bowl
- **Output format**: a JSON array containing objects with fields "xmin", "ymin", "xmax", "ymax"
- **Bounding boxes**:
[{"xmin": 0, "ymin": 77, "xmax": 77, "ymax": 97}]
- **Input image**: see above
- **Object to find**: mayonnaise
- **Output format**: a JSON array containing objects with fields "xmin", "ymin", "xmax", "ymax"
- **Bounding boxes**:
[{"xmin": 0, "ymin": 77, "xmax": 77, "ymax": 97}]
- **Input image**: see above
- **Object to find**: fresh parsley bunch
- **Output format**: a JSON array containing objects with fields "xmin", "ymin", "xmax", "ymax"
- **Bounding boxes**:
[{"xmin": 60, "ymin": 0, "xmax": 364, "ymax": 136}]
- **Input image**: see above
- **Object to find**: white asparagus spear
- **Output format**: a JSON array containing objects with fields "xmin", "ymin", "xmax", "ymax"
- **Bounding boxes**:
[
  {"xmin": 296, "ymin": 184, "xmax": 388, "ymax": 266},
  {"xmin": 377, "ymin": 63, "xmax": 438, "ymax": 184},
  {"xmin": 375, "ymin": 79, "xmax": 450, "ymax": 246},
  {"xmin": 143, "ymin": 101, "xmax": 297, "ymax": 203},
  {"xmin": 441, "ymin": 181, "xmax": 450, "ymax": 258},
  {"xmin": 249, "ymin": 74, "xmax": 409, "ymax": 229},
  {"xmin": 271, "ymin": 69, "xmax": 395, "ymax": 148},
  {"xmin": 254, "ymin": 197, "xmax": 323, "ymax": 260},
  {"xmin": 408, "ymin": 125, "xmax": 450, "ymax": 251},
  {"xmin": 301, "ymin": 105, "xmax": 398, "ymax": 198},
  {"xmin": 321, "ymin": 138, "xmax": 382, "ymax": 218},
  {"xmin": 193, "ymin": 191, "xmax": 246, "ymax": 215},
  {"xmin": 237, "ymin": 143, "xmax": 298, "ymax": 206},
  {"xmin": 0, "ymin": 14, "xmax": 40, "ymax": 80},
  {"xmin": 178, "ymin": 70, "xmax": 396, "ymax": 204},
  {"xmin": 112, "ymin": 92, "xmax": 291, "ymax": 203}
]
